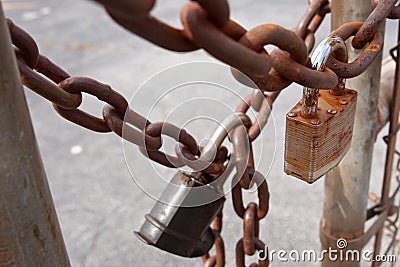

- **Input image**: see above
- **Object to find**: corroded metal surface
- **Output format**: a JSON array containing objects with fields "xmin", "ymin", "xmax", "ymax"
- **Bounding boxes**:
[
  {"xmin": 284, "ymin": 89, "xmax": 357, "ymax": 183},
  {"xmin": 0, "ymin": 3, "xmax": 70, "ymax": 266}
]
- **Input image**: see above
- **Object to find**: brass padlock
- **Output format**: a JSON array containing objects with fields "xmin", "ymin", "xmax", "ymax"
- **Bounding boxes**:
[
  {"xmin": 135, "ymin": 113, "xmax": 249, "ymax": 257},
  {"xmin": 284, "ymin": 37, "xmax": 357, "ymax": 183}
]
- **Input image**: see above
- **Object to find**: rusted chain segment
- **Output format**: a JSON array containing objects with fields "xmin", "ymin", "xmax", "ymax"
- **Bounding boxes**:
[
  {"xmin": 370, "ymin": 0, "xmax": 400, "ymax": 19},
  {"xmin": 296, "ymin": 0, "xmax": 330, "ymax": 39},
  {"xmin": 353, "ymin": 0, "xmax": 397, "ymax": 49},
  {"xmin": 202, "ymin": 232, "xmax": 225, "ymax": 267},
  {"xmin": 95, "ymin": 0, "xmax": 230, "ymax": 51},
  {"xmin": 236, "ymin": 91, "xmax": 278, "ymax": 141},
  {"xmin": 236, "ymin": 238, "xmax": 269, "ymax": 267},
  {"xmin": 94, "ymin": 0, "xmax": 155, "ymax": 18},
  {"xmin": 53, "ymin": 77, "xmax": 128, "ymax": 132},
  {"xmin": 6, "ymin": 18, "xmax": 39, "ymax": 68},
  {"xmin": 297, "ymin": 0, "xmax": 331, "ymax": 53},
  {"xmin": 243, "ymin": 202, "xmax": 260, "ymax": 255},
  {"xmin": 272, "ymin": 49, "xmax": 338, "ymax": 89},
  {"xmin": 232, "ymin": 169, "xmax": 270, "ymax": 220},
  {"xmin": 174, "ymin": 143, "xmax": 226, "ymax": 175},
  {"xmin": 236, "ymin": 24, "xmax": 309, "ymax": 91},
  {"xmin": 16, "ymin": 54, "xmax": 82, "ymax": 109},
  {"xmin": 181, "ymin": 2, "xmax": 271, "ymax": 78},
  {"xmin": 327, "ymin": 21, "xmax": 384, "ymax": 78},
  {"xmin": 139, "ymin": 122, "xmax": 199, "ymax": 168},
  {"xmin": 195, "ymin": 0, "xmax": 230, "ymax": 28},
  {"xmin": 8, "ymin": 19, "xmax": 199, "ymax": 169},
  {"xmin": 35, "ymin": 55, "xmax": 70, "ymax": 83},
  {"xmin": 231, "ymin": 125, "xmax": 252, "ymax": 189},
  {"xmin": 103, "ymin": 105, "xmax": 162, "ymax": 150},
  {"xmin": 96, "ymin": 0, "xmax": 196, "ymax": 51}
]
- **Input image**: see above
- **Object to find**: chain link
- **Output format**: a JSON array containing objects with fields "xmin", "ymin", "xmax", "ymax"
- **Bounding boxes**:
[
  {"xmin": 8, "ymin": 19, "xmax": 194, "ymax": 166},
  {"xmin": 327, "ymin": 22, "xmax": 384, "ymax": 78},
  {"xmin": 5, "ymin": 0, "xmax": 400, "ymax": 265},
  {"xmin": 371, "ymin": 0, "xmax": 400, "ymax": 19}
]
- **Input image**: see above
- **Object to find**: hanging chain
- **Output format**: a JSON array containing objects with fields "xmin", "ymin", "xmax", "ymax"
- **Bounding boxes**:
[{"xmin": 5, "ymin": 0, "xmax": 400, "ymax": 266}]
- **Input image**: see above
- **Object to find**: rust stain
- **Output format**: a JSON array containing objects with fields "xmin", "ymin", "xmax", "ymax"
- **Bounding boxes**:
[{"xmin": 284, "ymin": 88, "xmax": 358, "ymax": 183}]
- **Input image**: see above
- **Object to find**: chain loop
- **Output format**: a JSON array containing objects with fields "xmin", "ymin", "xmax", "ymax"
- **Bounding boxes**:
[
  {"xmin": 174, "ymin": 143, "xmax": 226, "ymax": 175},
  {"xmin": 94, "ymin": 0, "xmax": 155, "ymax": 19},
  {"xmin": 371, "ymin": 0, "xmax": 400, "ymax": 19},
  {"xmin": 139, "ymin": 122, "xmax": 199, "ymax": 168},
  {"xmin": 327, "ymin": 21, "xmax": 384, "ymax": 78},
  {"xmin": 181, "ymin": 2, "xmax": 270, "ymax": 78},
  {"xmin": 16, "ymin": 53, "xmax": 83, "ymax": 109},
  {"xmin": 202, "ymin": 232, "xmax": 225, "ymax": 267},
  {"xmin": 236, "ymin": 24, "xmax": 309, "ymax": 91},
  {"xmin": 353, "ymin": 0, "xmax": 396, "ymax": 49},
  {"xmin": 243, "ymin": 202, "xmax": 260, "ymax": 255},
  {"xmin": 232, "ymin": 169, "xmax": 270, "ymax": 220},
  {"xmin": 296, "ymin": 0, "xmax": 329, "ymax": 39},
  {"xmin": 236, "ymin": 92, "xmax": 277, "ymax": 141},
  {"xmin": 102, "ymin": 105, "xmax": 162, "ymax": 150},
  {"xmin": 194, "ymin": 0, "xmax": 230, "ymax": 28},
  {"xmin": 35, "ymin": 54, "xmax": 70, "ymax": 83},
  {"xmin": 202, "ymin": 211, "xmax": 225, "ymax": 267},
  {"xmin": 100, "ymin": 0, "xmax": 197, "ymax": 52},
  {"xmin": 96, "ymin": 0, "xmax": 230, "ymax": 52},
  {"xmin": 231, "ymin": 124, "xmax": 252, "ymax": 189},
  {"xmin": 271, "ymin": 49, "xmax": 339, "ymax": 89},
  {"xmin": 6, "ymin": 18, "xmax": 39, "ymax": 69},
  {"xmin": 236, "ymin": 238, "xmax": 269, "ymax": 267},
  {"xmin": 53, "ymin": 77, "xmax": 128, "ymax": 132},
  {"xmin": 302, "ymin": 2, "xmax": 330, "ymax": 52}
]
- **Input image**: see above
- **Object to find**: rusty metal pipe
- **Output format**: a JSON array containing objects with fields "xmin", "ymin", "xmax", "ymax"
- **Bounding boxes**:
[
  {"xmin": 375, "ymin": 57, "xmax": 395, "ymax": 138},
  {"xmin": 321, "ymin": 1, "xmax": 384, "ymax": 266},
  {"xmin": 372, "ymin": 21, "xmax": 400, "ymax": 267},
  {"xmin": 0, "ymin": 3, "xmax": 70, "ymax": 266}
]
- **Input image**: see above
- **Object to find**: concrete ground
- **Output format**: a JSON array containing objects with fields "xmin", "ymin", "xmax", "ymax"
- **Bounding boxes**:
[{"xmin": 3, "ymin": 0, "xmax": 400, "ymax": 266}]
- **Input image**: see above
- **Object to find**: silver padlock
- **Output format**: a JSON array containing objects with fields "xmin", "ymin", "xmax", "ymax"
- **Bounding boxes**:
[{"xmin": 135, "ymin": 113, "xmax": 250, "ymax": 257}]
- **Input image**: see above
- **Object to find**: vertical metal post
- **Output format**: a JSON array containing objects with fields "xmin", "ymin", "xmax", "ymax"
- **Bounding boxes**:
[
  {"xmin": 372, "ymin": 21, "xmax": 400, "ymax": 266},
  {"xmin": 320, "ymin": 1, "xmax": 384, "ymax": 266},
  {"xmin": 0, "ymin": 3, "xmax": 70, "ymax": 266}
]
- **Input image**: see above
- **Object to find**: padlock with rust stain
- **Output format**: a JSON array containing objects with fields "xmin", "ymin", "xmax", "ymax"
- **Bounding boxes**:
[
  {"xmin": 284, "ymin": 36, "xmax": 357, "ymax": 183},
  {"xmin": 135, "ymin": 113, "xmax": 249, "ymax": 257}
]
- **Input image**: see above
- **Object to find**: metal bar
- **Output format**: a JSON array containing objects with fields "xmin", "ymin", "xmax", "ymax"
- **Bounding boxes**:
[
  {"xmin": 372, "ymin": 20, "xmax": 400, "ymax": 267},
  {"xmin": 375, "ymin": 57, "xmax": 395, "ymax": 138},
  {"xmin": 321, "ymin": 1, "xmax": 384, "ymax": 266},
  {"xmin": 0, "ymin": 2, "xmax": 70, "ymax": 266}
]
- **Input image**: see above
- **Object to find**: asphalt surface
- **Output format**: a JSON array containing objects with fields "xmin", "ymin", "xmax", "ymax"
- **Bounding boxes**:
[{"xmin": 3, "ymin": 0, "xmax": 400, "ymax": 266}]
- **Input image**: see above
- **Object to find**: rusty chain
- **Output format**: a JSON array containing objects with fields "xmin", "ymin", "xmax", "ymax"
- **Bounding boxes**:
[{"xmin": 5, "ymin": 0, "xmax": 400, "ymax": 266}]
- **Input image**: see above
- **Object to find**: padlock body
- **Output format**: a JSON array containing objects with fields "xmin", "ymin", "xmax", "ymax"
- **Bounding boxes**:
[
  {"xmin": 135, "ymin": 171, "xmax": 225, "ymax": 257},
  {"xmin": 284, "ymin": 88, "xmax": 357, "ymax": 183}
]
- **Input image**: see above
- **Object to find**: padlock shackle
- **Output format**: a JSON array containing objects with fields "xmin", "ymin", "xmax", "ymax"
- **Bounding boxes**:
[
  {"xmin": 195, "ymin": 112, "xmax": 251, "ymax": 189},
  {"xmin": 310, "ymin": 36, "xmax": 348, "ymax": 72},
  {"xmin": 301, "ymin": 36, "xmax": 347, "ymax": 118},
  {"xmin": 201, "ymin": 113, "xmax": 251, "ymax": 163},
  {"xmin": 176, "ymin": 112, "xmax": 251, "ymax": 172}
]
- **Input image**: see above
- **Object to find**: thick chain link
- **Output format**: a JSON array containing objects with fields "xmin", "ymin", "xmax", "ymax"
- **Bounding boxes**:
[
  {"xmin": 6, "ymin": 0, "xmax": 400, "ymax": 265},
  {"xmin": 8, "ymin": 18, "xmax": 201, "ymax": 160}
]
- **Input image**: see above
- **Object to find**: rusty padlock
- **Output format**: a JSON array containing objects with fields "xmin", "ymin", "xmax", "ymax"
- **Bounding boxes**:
[
  {"xmin": 135, "ymin": 113, "xmax": 250, "ymax": 257},
  {"xmin": 284, "ymin": 36, "xmax": 357, "ymax": 183}
]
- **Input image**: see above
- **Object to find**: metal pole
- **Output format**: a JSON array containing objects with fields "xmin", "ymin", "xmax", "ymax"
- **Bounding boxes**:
[
  {"xmin": 0, "ymin": 3, "xmax": 70, "ymax": 266},
  {"xmin": 320, "ymin": 1, "xmax": 384, "ymax": 266},
  {"xmin": 372, "ymin": 21, "xmax": 400, "ymax": 266},
  {"xmin": 376, "ymin": 57, "xmax": 395, "ymax": 137}
]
